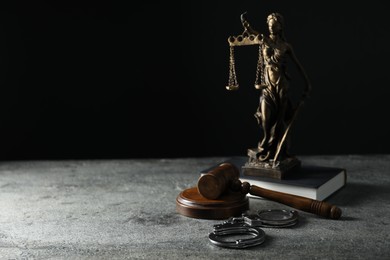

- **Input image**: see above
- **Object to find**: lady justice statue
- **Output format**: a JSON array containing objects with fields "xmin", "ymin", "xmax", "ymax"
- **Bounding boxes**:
[{"xmin": 226, "ymin": 12, "xmax": 311, "ymax": 179}]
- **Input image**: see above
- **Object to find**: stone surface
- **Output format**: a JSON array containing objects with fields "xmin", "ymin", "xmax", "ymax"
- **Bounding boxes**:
[{"xmin": 0, "ymin": 155, "xmax": 389, "ymax": 259}]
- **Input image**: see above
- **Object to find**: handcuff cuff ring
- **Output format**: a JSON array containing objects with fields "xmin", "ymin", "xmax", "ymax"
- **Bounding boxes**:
[{"xmin": 209, "ymin": 222, "xmax": 266, "ymax": 249}]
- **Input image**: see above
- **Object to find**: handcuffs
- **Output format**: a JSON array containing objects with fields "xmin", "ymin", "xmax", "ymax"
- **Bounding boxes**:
[{"xmin": 209, "ymin": 209, "xmax": 299, "ymax": 249}]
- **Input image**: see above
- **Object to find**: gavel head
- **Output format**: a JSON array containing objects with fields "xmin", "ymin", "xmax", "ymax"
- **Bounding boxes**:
[{"xmin": 197, "ymin": 163, "xmax": 240, "ymax": 200}]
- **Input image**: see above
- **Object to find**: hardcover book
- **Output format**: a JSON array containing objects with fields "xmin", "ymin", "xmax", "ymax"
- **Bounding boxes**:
[{"xmin": 201, "ymin": 157, "xmax": 347, "ymax": 201}]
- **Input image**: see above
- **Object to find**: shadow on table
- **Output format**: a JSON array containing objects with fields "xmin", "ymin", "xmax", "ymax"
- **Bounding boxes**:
[
  {"xmin": 294, "ymin": 214, "xmax": 309, "ymax": 228},
  {"xmin": 327, "ymin": 182, "xmax": 389, "ymax": 207}
]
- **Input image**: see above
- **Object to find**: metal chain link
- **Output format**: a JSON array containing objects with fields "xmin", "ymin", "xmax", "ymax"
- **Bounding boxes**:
[
  {"xmin": 227, "ymin": 46, "xmax": 238, "ymax": 89},
  {"xmin": 254, "ymin": 44, "xmax": 265, "ymax": 87}
]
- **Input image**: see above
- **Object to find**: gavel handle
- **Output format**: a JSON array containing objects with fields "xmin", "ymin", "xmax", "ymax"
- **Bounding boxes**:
[{"xmin": 249, "ymin": 185, "xmax": 342, "ymax": 219}]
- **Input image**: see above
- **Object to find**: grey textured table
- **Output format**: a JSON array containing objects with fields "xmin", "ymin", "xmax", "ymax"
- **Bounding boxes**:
[{"xmin": 0, "ymin": 155, "xmax": 389, "ymax": 259}]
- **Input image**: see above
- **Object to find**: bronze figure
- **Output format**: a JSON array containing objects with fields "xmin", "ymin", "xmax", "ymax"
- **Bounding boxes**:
[{"xmin": 227, "ymin": 12, "xmax": 311, "ymax": 179}]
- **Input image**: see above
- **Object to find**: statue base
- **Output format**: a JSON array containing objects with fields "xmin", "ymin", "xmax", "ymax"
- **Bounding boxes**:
[{"xmin": 242, "ymin": 148, "xmax": 301, "ymax": 179}]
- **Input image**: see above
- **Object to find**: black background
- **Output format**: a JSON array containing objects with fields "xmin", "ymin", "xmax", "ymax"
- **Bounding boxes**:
[{"xmin": 0, "ymin": 1, "xmax": 389, "ymax": 160}]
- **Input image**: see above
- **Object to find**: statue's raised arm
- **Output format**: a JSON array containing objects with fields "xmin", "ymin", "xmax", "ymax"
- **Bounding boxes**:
[{"xmin": 240, "ymin": 12, "xmax": 260, "ymax": 36}]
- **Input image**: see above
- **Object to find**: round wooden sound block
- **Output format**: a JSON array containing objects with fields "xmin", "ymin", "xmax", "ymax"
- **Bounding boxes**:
[{"xmin": 176, "ymin": 187, "xmax": 249, "ymax": 220}]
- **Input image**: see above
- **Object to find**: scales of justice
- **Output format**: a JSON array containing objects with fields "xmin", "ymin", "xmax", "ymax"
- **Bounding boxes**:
[{"xmin": 226, "ymin": 12, "xmax": 312, "ymax": 179}]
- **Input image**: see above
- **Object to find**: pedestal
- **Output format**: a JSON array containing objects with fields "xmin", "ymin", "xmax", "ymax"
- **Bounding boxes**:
[
  {"xmin": 176, "ymin": 187, "xmax": 249, "ymax": 220},
  {"xmin": 242, "ymin": 148, "xmax": 301, "ymax": 179}
]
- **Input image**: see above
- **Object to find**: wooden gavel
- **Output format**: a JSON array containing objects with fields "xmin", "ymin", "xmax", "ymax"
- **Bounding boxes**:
[{"xmin": 197, "ymin": 163, "xmax": 342, "ymax": 219}]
